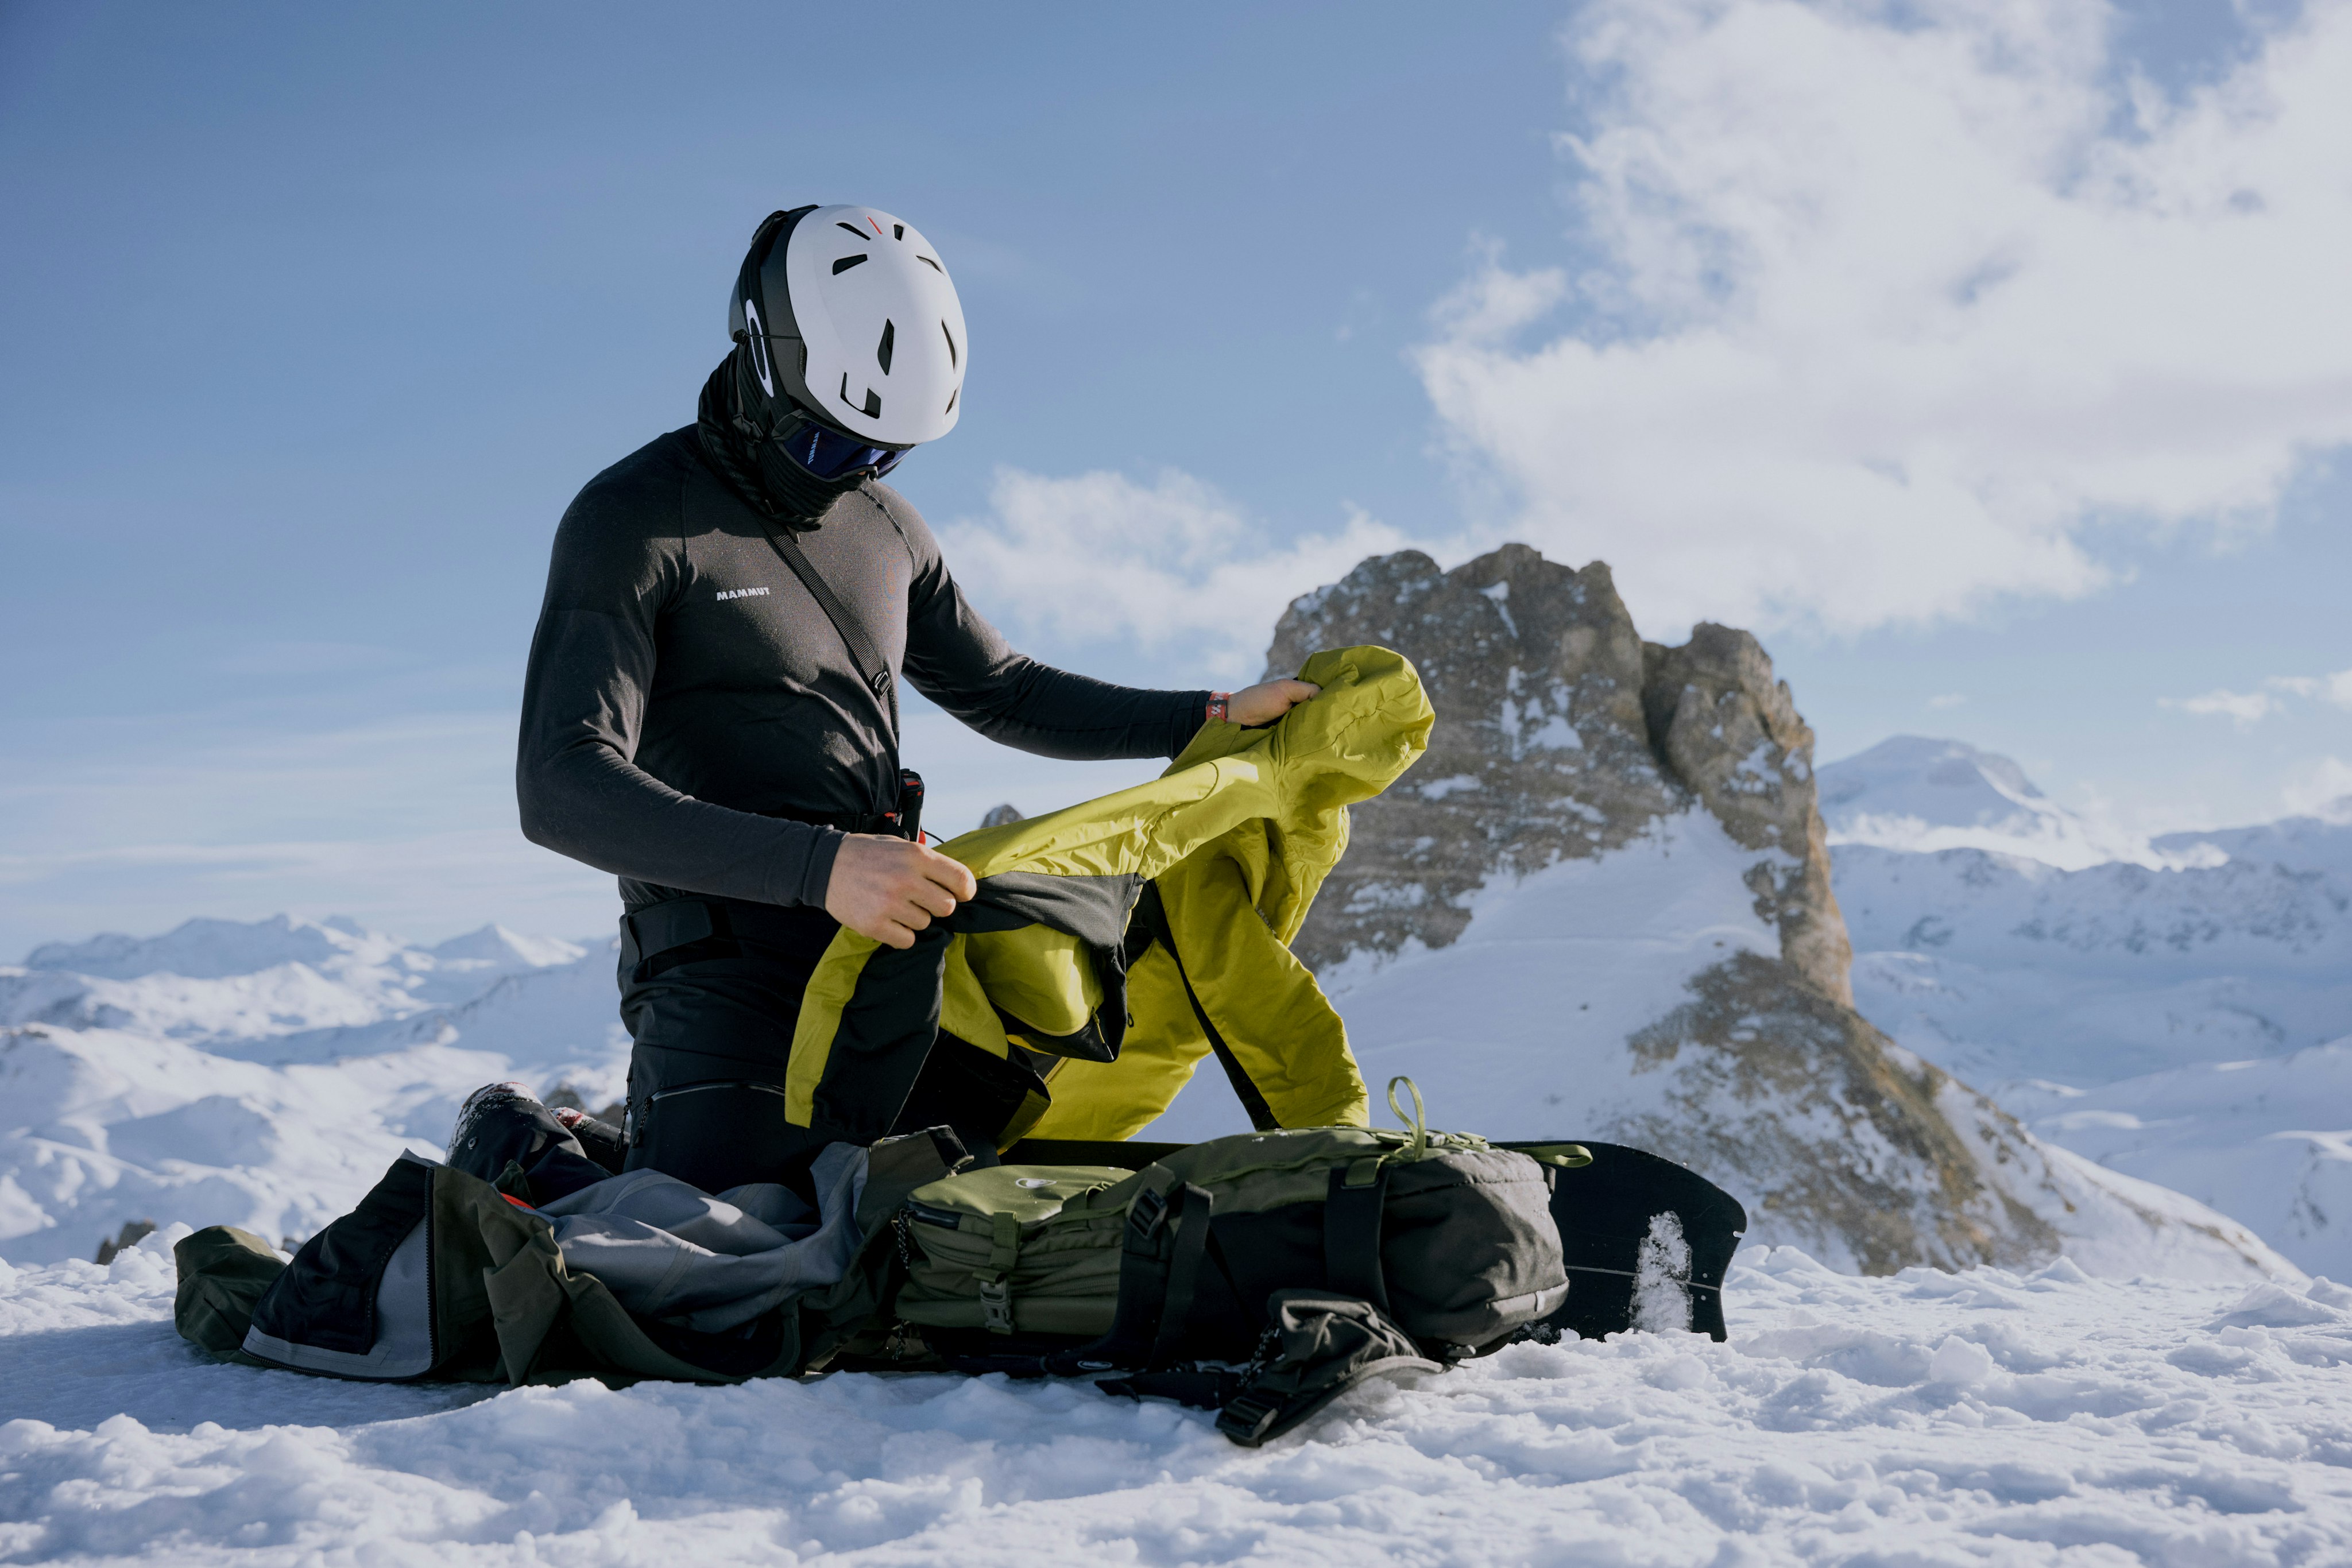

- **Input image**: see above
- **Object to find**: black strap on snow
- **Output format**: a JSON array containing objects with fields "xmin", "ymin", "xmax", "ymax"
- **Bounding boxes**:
[
  {"xmin": 1132, "ymin": 882, "xmax": 1279, "ymax": 1132},
  {"xmin": 1322, "ymin": 1164, "xmax": 1392, "ymax": 1315},
  {"xmin": 1097, "ymin": 1366, "xmax": 1244, "ymax": 1410},
  {"xmin": 1213, "ymin": 1291, "xmax": 1440, "ymax": 1447}
]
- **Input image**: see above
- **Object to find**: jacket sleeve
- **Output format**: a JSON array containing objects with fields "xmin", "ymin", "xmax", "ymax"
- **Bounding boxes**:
[
  {"xmin": 877, "ymin": 488, "xmax": 1212, "ymax": 761},
  {"xmin": 514, "ymin": 469, "xmax": 842, "ymax": 907}
]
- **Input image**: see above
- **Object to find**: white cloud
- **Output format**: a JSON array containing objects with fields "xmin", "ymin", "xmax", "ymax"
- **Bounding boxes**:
[
  {"xmin": 1415, "ymin": 0, "xmax": 2352, "ymax": 637},
  {"xmin": 2161, "ymin": 668, "xmax": 2352, "ymax": 724},
  {"xmin": 2282, "ymin": 756, "xmax": 2352, "ymax": 819},
  {"xmin": 935, "ymin": 467, "xmax": 1415, "ymax": 679},
  {"xmin": 2164, "ymin": 688, "xmax": 2278, "ymax": 725}
]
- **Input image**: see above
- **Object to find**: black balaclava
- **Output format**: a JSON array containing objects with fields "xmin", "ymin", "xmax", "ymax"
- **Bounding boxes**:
[{"xmin": 696, "ymin": 347, "xmax": 868, "ymax": 529}]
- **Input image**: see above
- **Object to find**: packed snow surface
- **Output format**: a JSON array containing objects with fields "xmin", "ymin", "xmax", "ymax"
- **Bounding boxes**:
[{"xmin": 7, "ymin": 1228, "xmax": 2352, "ymax": 1563}]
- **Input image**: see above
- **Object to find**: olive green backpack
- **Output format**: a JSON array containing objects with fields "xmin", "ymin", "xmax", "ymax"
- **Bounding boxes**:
[{"xmin": 879, "ymin": 1081, "xmax": 1579, "ymax": 1441}]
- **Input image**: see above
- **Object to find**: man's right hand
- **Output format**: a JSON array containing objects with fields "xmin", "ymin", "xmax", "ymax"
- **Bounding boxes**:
[{"xmin": 823, "ymin": 834, "xmax": 979, "ymax": 949}]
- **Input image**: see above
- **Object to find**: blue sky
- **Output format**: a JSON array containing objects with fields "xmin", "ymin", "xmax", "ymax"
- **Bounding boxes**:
[{"xmin": 3, "ymin": 0, "xmax": 2348, "ymax": 954}]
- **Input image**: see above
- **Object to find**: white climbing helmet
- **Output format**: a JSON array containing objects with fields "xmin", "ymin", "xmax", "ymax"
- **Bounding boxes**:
[{"xmin": 728, "ymin": 204, "xmax": 968, "ymax": 452}]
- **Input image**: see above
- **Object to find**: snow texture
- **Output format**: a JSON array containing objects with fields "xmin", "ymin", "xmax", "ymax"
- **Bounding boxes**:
[
  {"xmin": 0, "ymin": 917, "xmax": 624, "ymax": 1265},
  {"xmin": 6, "ymin": 1228, "xmax": 2352, "ymax": 1563}
]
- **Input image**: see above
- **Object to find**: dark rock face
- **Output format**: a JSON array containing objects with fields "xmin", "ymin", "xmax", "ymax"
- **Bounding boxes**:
[
  {"xmin": 1645, "ymin": 626, "xmax": 1854, "ymax": 1005},
  {"xmin": 1619, "ymin": 951, "xmax": 2057, "ymax": 1272},
  {"xmin": 1262, "ymin": 544, "xmax": 2081, "ymax": 1272},
  {"xmin": 1267, "ymin": 545, "xmax": 1850, "ymax": 1004}
]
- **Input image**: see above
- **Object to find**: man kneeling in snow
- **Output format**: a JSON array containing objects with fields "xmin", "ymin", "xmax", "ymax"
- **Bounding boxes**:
[{"xmin": 505, "ymin": 204, "xmax": 1311, "ymax": 1195}]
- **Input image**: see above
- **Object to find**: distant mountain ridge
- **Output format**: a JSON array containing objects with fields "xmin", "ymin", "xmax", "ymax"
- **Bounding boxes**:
[
  {"xmin": 1819, "ymin": 737, "xmax": 2352, "ymax": 1275},
  {"xmin": 0, "ymin": 916, "xmax": 620, "ymax": 1265},
  {"xmin": 24, "ymin": 913, "xmax": 582, "ymax": 989}
]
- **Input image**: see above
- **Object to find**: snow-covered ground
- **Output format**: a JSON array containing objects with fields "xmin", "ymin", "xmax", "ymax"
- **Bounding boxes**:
[
  {"xmin": 7, "ymin": 1226, "xmax": 2351, "ymax": 1563},
  {"xmin": 0, "ymin": 917, "xmax": 627, "ymax": 1266}
]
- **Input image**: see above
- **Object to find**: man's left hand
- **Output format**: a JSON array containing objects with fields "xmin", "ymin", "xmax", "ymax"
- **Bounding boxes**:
[{"xmin": 1228, "ymin": 678, "xmax": 1321, "ymax": 726}]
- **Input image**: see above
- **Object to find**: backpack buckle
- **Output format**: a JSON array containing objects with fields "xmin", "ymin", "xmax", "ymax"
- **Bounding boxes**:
[
  {"xmin": 1216, "ymin": 1389, "xmax": 1285, "ymax": 1446},
  {"xmin": 1128, "ymin": 1186, "xmax": 1169, "ymax": 1238},
  {"xmin": 976, "ymin": 1273, "xmax": 1015, "ymax": 1334}
]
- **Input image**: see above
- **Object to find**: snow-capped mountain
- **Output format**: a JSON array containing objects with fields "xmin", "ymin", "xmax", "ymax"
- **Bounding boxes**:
[
  {"xmin": 2156, "ymin": 800, "xmax": 2352, "ymax": 881},
  {"xmin": 5, "ymin": 914, "xmax": 588, "ymax": 1046},
  {"xmin": 1999, "ymin": 1037, "xmax": 2352, "ymax": 1274},
  {"xmin": 1820, "ymin": 735, "xmax": 2196, "ymax": 870},
  {"xmin": 0, "ymin": 916, "xmax": 623, "ymax": 1265},
  {"xmin": 1165, "ymin": 545, "xmax": 2288, "ymax": 1281},
  {"xmin": 1822, "ymin": 741, "xmax": 2352, "ymax": 1276}
]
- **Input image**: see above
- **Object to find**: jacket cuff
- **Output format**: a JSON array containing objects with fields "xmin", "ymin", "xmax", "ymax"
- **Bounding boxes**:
[{"xmin": 1169, "ymin": 690, "xmax": 1216, "ymax": 757}]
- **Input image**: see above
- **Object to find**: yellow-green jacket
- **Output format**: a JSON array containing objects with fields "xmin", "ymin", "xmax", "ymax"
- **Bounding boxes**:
[{"xmin": 784, "ymin": 645, "xmax": 1433, "ymax": 1147}]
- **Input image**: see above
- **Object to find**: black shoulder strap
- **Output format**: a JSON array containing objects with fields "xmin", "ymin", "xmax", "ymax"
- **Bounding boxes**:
[
  {"xmin": 1324, "ymin": 1164, "xmax": 1392, "ymax": 1314},
  {"xmin": 756, "ymin": 518, "xmax": 895, "ymax": 708},
  {"xmin": 1134, "ymin": 882, "xmax": 1279, "ymax": 1132},
  {"xmin": 1044, "ymin": 1178, "xmax": 1211, "ymax": 1376}
]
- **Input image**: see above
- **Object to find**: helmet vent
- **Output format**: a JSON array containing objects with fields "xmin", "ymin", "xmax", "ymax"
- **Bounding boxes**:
[
  {"xmin": 840, "ymin": 373, "xmax": 882, "ymax": 419},
  {"xmin": 945, "ymin": 386, "xmax": 958, "ymax": 415},
  {"xmin": 831, "ymin": 253, "xmax": 868, "ymax": 276},
  {"xmin": 916, "ymin": 255, "xmax": 943, "ymax": 273},
  {"xmin": 893, "ymin": 223, "xmax": 906, "ymax": 239},
  {"xmin": 941, "ymin": 321, "xmax": 958, "ymax": 369},
  {"xmin": 877, "ymin": 319, "xmax": 895, "ymax": 374},
  {"xmin": 835, "ymin": 222, "xmax": 871, "ymax": 240}
]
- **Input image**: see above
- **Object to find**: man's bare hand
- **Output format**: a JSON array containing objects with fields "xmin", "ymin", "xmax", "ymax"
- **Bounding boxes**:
[
  {"xmin": 1228, "ymin": 678, "xmax": 1321, "ymax": 726},
  {"xmin": 823, "ymin": 834, "xmax": 978, "ymax": 950}
]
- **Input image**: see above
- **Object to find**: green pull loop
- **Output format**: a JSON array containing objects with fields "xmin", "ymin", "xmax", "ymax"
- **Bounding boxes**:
[{"xmin": 1386, "ymin": 1075, "xmax": 1428, "ymax": 1162}]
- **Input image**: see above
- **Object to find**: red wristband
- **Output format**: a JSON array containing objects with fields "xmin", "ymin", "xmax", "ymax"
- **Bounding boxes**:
[{"xmin": 1207, "ymin": 692, "xmax": 1231, "ymax": 723}]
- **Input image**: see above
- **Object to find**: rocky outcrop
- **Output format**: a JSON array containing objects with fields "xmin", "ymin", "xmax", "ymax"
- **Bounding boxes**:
[
  {"xmin": 1617, "ymin": 951, "xmax": 2055, "ymax": 1271},
  {"xmin": 1260, "ymin": 545, "xmax": 2284, "ymax": 1278},
  {"xmin": 1267, "ymin": 544, "xmax": 1848, "ymax": 1003},
  {"xmin": 1643, "ymin": 627, "xmax": 1852, "ymax": 1005}
]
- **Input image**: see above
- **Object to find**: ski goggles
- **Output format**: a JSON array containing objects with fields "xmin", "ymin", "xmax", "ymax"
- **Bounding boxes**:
[{"xmin": 773, "ymin": 403, "xmax": 907, "ymax": 481}]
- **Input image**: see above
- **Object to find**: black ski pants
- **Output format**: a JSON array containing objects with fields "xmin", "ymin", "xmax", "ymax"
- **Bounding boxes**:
[
  {"xmin": 616, "ymin": 895, "xmax": 1020, "ymax": 1198},
  {"xmin": 617, "ymin": 897, "xmax": 842, "ymax": 1196}
]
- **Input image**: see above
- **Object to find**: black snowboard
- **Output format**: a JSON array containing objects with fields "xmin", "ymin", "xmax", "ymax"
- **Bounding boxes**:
[{"xmin": 1498, "ymin": 1140, "xmax": 1747, "ymax": 1342}]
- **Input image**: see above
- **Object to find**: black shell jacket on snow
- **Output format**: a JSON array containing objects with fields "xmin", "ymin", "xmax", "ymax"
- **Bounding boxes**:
[{"xmin": 515, "ymin": 426, "xmax": 1213, "ymax": 913}]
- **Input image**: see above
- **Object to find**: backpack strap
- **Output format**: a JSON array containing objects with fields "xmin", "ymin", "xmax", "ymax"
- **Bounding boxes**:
[
  {"xmin": 1145, "ymin": 1184, "xmax": 1214, "ymax": 1369},
  {"xmin": 755, "ymin": 519, "xmax": 898, "ymax": 713},
  {"xmin": 1214, "ymin": 1290, "xmax": 1440, "ymax": 1447},
  {"xmin": 1045, "ymin": 1178, "xmax": 1212, "ymax": 1375},
  {"xmin": 1323, "ymin": 1162, "xmax": 1393, "ymax": 1315}
]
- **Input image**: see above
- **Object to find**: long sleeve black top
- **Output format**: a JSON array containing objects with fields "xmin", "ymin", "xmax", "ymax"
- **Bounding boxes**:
[{"xmin": 517, "ymin": 428, "xmax": 1208, "ymax": 912}]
